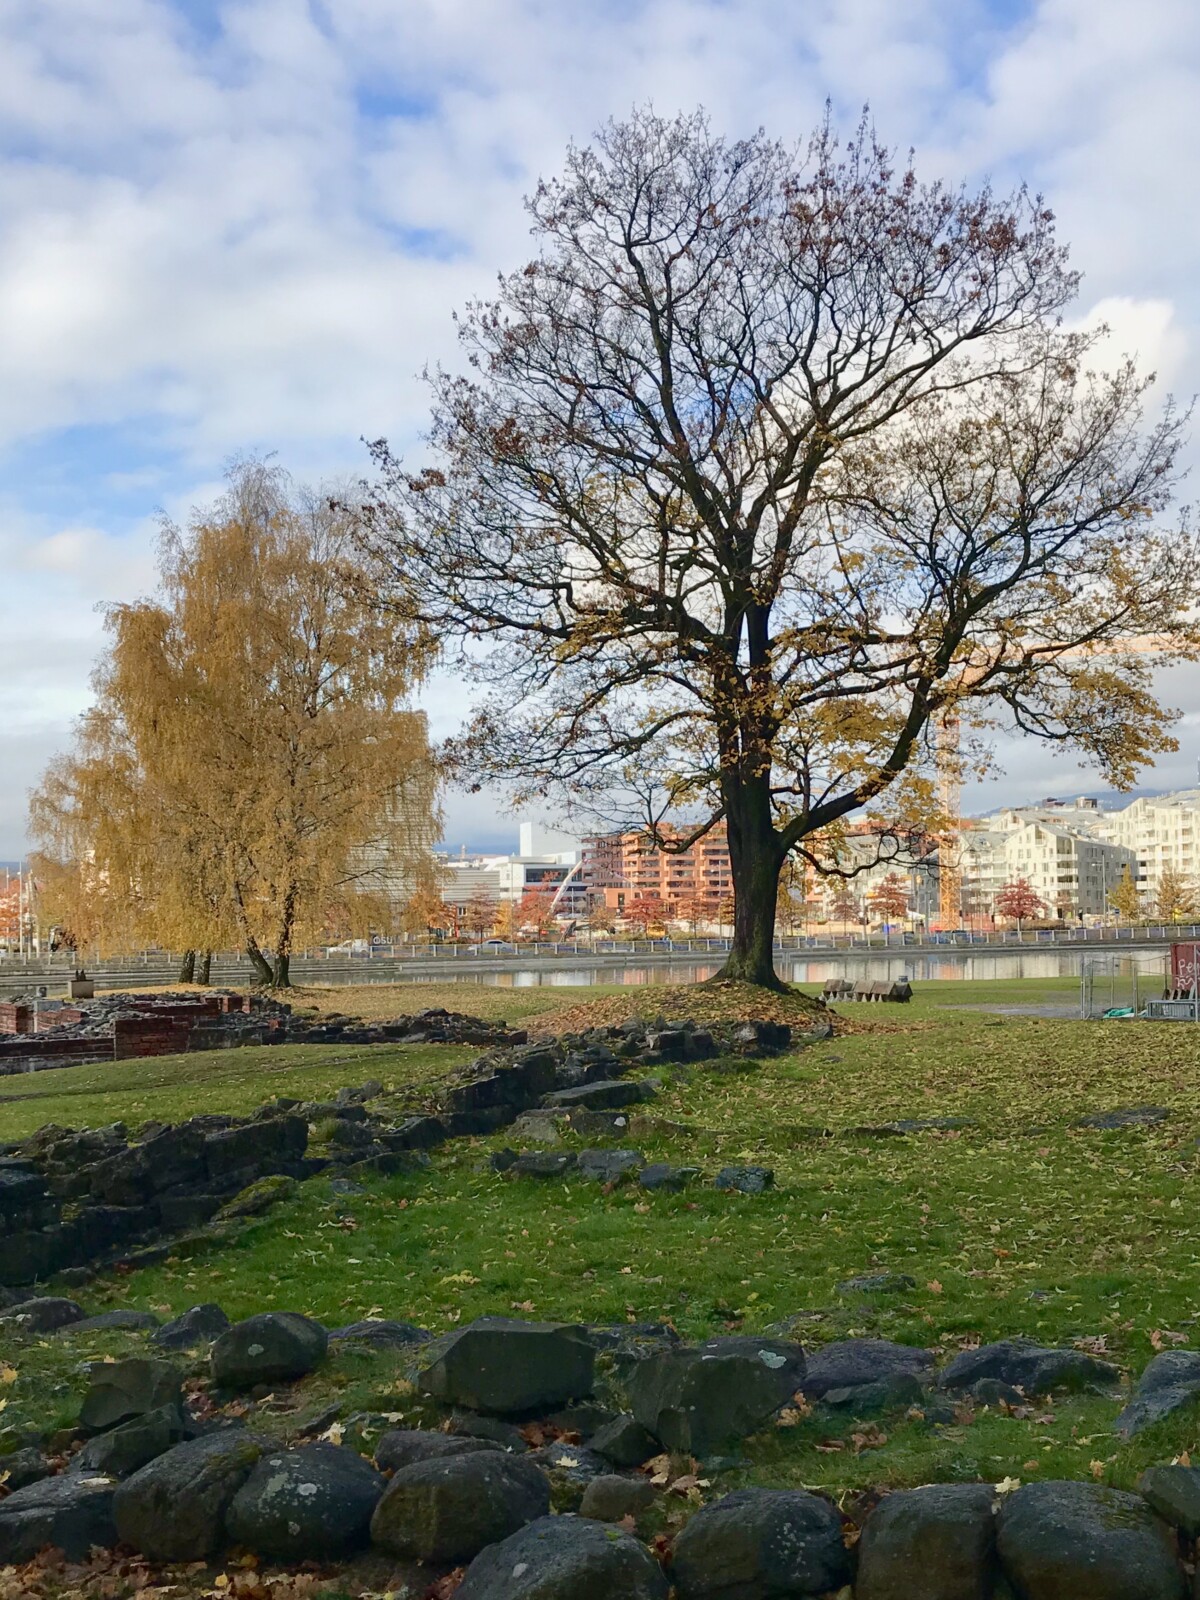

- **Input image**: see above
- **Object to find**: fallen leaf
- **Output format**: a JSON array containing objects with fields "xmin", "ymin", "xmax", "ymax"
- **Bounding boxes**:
[{"xmin": 851, "ymin": 1423, "xmax": 888, "ymax": 1454}]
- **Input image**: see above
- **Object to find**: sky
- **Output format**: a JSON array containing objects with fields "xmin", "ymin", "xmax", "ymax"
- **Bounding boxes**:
[{"xmin": 1, "ymin": 0, "xmax": 1198, "ymax": 858}]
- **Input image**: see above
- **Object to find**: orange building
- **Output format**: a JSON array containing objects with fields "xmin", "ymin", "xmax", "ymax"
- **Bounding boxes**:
[{"xmin": 581, "ymin": 824, "xmax": 733, "ymax": 912}]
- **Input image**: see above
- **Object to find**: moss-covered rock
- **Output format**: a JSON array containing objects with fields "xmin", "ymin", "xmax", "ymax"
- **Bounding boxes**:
[{"xmin": 215, "ymin": 1174, "xmax": 298, "ymax": 1220}]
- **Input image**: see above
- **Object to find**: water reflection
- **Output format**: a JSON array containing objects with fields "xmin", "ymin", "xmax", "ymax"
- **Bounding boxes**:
[{"xmin": 420, "ymin": 951, "xmax": 1120, "ymax": 987}]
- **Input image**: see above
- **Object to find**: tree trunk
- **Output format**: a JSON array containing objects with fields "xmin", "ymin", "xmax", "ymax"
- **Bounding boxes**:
[
  {"xmin": 268, "ymin": 886, "xmax": 298, "ymax": 989},
  {"xmin": 196, "ymin": 950, "xmax": 212, "ymax": 986},
  {"xmin": 177, "ymin": 950, "xmax": 196, "ymax": 984},
  {"xmin": 715, "ymin": 778, "xmax": 786, "ymax": 989},
  {"xmin": 244, "ymin": 937, "xmax": 274, "ymax": 986}
]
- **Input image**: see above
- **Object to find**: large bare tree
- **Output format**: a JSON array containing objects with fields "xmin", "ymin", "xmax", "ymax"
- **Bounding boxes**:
[{"xmin": 363, "ymin": 110, "xmax": 1197, "ymax": 989}]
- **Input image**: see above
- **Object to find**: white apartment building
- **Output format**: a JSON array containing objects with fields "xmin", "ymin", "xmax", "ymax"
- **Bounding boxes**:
[
  {"xmin": 1002, "ymin": 821, "xmax": 1135, "ymax": 918},
  {"xmin": 1093, "ymin": 791, "xmax": 1200, "ymax": 897},
  {"xmin": 989, "ymin": 790, "xmax": 1200, "ymax": 904},
  {"xmin": 959, "ymin": 829, "xmax": 1011, "ymax": 922}
]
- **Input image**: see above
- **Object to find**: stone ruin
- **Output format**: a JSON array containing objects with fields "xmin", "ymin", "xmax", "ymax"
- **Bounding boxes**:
[
  {"xmin": 0, "ymin": 992, "xmax": 521, "ymax": 1075},
  {"xmin": 1, "ymin": 1014, "xmax": 803, "ymax": 1287}
]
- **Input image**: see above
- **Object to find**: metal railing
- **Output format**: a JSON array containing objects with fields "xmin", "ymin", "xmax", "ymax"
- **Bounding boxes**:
[{"xmin": 3, "ymin": 921, "xmax": 1200, "ymax": 985}]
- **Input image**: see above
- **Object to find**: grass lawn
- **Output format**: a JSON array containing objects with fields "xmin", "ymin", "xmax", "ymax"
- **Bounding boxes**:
[
  {"xmin": 6, "ymin": 978, "xmax": 1200, "ymax": 1508},
  {"xmin": 0, "ymin": 1042, "xmax": 473, "ymax": 1140}
]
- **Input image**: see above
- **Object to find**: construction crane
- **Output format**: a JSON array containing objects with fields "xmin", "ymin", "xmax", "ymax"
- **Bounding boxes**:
[
  {"xmin": 933, "ymin": 636, "xmax": 1176, "ymax": 930},
  {"xmin": 936, "ymin": 713, "xmax": 965, "ymax": 929}
]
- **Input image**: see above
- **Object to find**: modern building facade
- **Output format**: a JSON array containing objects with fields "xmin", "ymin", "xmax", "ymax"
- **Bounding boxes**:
[
  {"xmin": 582, "ymin": 824, "xmax": 734, "ymax": 916},
  {"xmin": 986, "ymin": 819, "xmax": 1135, "ymax": 919},
  {"xmin": 439, "ymin": 822, "xmax": 586, "ymax": 926},
  {"xmin": 1093, "ymin": 791, "xmax": 1200, "ymax": 898}
]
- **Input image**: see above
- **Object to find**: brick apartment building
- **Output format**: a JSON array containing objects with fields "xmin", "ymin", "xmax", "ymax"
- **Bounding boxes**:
[{"xmin": 581, "ymin": 825, "xmax": 733, "ymax": 913}]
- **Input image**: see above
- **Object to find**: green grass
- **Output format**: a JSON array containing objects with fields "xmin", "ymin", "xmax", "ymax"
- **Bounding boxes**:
[
  {"xmin": 0, "ymin": 1042, "xmax": 472, "ymax": 1139},
  {"xmin": 8, "ymin": 979, "xmax": 1200, "ymax": 1505},
  {"xmin": 0, "ymin": 976, "xmax": 1078, "ymax": 1142}
]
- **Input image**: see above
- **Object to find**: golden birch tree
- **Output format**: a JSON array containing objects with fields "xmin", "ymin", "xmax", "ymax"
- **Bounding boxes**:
[
  {"xmin": 1107, "ymin": 867, "xmax": 1144, "ymax": 924},
  {"xmin": 31, "ymin": 461, "xmax": 439, "ymax": 985},
  {"xmin": 1155, "ymin": 867, "xmax": 1195, "ymax": 923}
]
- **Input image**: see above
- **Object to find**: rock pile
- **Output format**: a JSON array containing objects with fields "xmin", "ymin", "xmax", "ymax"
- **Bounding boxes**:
[
  {"xmin": 0, "ymin": 1306, "xmax": 1193, "ymax": 1596},
  {"xmin": 0, "ymin": 994, "xmax": 526, "ymax": 1075}
]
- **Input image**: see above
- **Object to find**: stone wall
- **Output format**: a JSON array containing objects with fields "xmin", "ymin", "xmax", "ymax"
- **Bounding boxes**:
[
  {"xmin": 1, "ymin": 1306, "xmax": 1197, "ymax": 1598},
  {"xmin": 0, "ymin": 1013, "xmax": 807, "ymax": 1287}
]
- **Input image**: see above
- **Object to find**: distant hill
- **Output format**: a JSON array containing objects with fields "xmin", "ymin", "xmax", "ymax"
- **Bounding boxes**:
[{"xmin": 973, "ymin": 788, "xmax": 1167, "ymax": 819}]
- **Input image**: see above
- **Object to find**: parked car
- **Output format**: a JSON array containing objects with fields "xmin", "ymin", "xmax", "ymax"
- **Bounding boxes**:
[{"xmin": 467, "ymin": 939, "xmax": 515, "ymax": 954}]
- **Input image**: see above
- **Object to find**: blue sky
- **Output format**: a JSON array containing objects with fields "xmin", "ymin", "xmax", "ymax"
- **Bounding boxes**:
[{"xmin": 1, "ymin": 0, "xmax": 1198, "ymax": 857}]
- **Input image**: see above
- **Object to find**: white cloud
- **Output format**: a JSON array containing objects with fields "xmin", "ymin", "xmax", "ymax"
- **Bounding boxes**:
[
  {"xmin": 1072, "ymin": 296, "xmax": 1188, "ymax": 392},
  {"xmin": 0, "ymin": 0, "xmax": 1197, "ymax": 856}
]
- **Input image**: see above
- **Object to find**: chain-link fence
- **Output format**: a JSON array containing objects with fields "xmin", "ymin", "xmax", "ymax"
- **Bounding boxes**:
[{"xmin": 1081, "ymin": 947, "xmax": 1200, "ymax": 1020}]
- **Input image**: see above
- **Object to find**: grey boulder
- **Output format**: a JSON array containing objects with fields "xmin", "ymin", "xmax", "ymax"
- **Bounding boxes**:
[
  {"xmin": 72, "ymin": 1405, "xmax": 188, "ymax": 1478},
  {"xmin": 457, "ymin": 1513, "xmax": 668, "ymax": 1599},
  {"xmin": 579, "ymin": 1474, "xmax": 656, "ymax": 1523},
  {"xmin": 639, "ymin": 1163, "xmax": 698, "ymax": 1191},
  {"xmin": 370, "ymin": 1450, "xmax": 550, "ymax": 1563},
  {"xmin": 374, "ymin": 1428, "xmax": 501, "ymax": 1472},
  {"xmin": 113, "ymin": 1429, "xmax": 266, "ymax": 1559},
  {"xmin": 328, "ymin": 1318, "xmax": 428, "ymax": 1347},
  {"xmin": 226, "ymin": 1444, "xmax": 383, "ymax": 1560},
  {"xmin": 939, "ymin": 1339, "xmax": 1117, "ymax": 1396},
  {"xmin": 713, "ymin": 1166, "xmax": 774, "ymax": 1193},
  {"xmin": 0, "ymin": 1446, "xmax": 52, "ymax": 1491},
  {"xmin": 79, "ymin": 1357, "xmax": 182, "ymax": 1435},
  {"xmin": 590, "ymin": 1412, "xmax": 660, "ymax": 1467},
  {"xmin": 856, "ymin": 1482, "xmax": 996, "ymax": 1600},
  {"xmin": 1138, "ymin": 1464, "xmax": 1200, "ymax": 1536},
  {"xmin": 671, "ymin": 1487, "xmax": 850, "ymax": 1599},
  {"xmin": 64, "ymin": 1310, "xmax": 161, "ymax": 1336},
  {"xmin": 627, "ymin": 1336, "xmax": 805, "ymax": 1453},
  {"xmin": 802, "ymin": 1338, "xmax": 932, "ymax": 1399},
  {"xmin": 0, "ymin": 1472, "xmax": 117, "ymax": 1562},
  {"xmin": 996, "ymin": 1480, "xmax": 1185, "ymax": 1600},
  {"xmin": 0, "ymin": 1296, "xmax": 84, "ymax": 1334},
  {"xmin": 577, "ymin": 1148, "xmax": 643, "ymax": 1184},
  {"xmin": 152, "ymin": 1302, "xmax": 231, "ymax": 1349},
  {"xmin": 211, "ymin": 1311, "xmax": 327, "ymax": 1388},
  {"xmin": 1117, "ymin": 1350, "xmax": 1200, "ymax": 1437},
  {"xmin": 526, "ymin": 1442, "xmax": 609, "ymax": 1508},
  {"xmin": 418, "ymin": 1316, "xmax": 595, "ymax": 1415}
]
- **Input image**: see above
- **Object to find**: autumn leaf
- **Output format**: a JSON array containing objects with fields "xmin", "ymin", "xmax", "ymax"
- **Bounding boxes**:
[
  {"xmin": 851, "ymin": 1423, "xmax": 888, "ymax": 1454},
  {"xmin": 1150, "ymin": 1329, "xmax": 1188, "ymax": 1351}
]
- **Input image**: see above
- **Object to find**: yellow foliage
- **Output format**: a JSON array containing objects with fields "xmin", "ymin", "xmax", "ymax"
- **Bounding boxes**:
[{"xmin": 30, "ymin": 462, "xmax": 440, "ymax": 980}]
